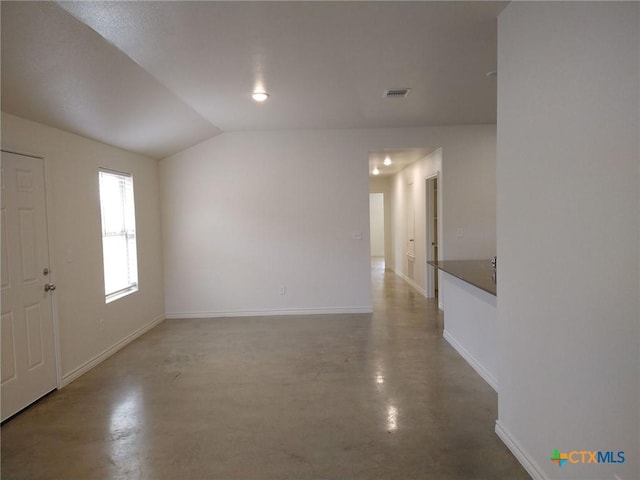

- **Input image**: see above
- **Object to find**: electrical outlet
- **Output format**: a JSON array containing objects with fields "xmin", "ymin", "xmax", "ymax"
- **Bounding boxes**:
[
  {"xmin": 279, "ymin": 284, "xmax": 286, "ymax": 295},
  {"xmin": 98, "ymin": 318, "xmax": 105, "ymax": 331}
]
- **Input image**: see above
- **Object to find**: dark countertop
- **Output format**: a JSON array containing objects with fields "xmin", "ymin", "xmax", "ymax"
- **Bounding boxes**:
[{"xmin": 427, "ymin": 260, "xmax": 496, "ymax": 296}]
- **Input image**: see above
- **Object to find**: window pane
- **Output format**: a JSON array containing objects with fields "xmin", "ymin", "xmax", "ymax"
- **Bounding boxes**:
[
  {"xmin": 99, "ymin": 170, "xmax": 138, "ymax": 299},
  {"xmin": 100, "ymin": 174, "xmax": 125, "ymax": 234},
  {"xmin": 102, "ymin": 235, "xmax": 130, "ymax": 294}
]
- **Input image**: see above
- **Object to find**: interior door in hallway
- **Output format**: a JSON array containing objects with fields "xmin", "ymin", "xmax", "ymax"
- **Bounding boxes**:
[
  {"xmin": 1, "ymin": 150, "xmax": 57, "ymax": 421},
  {"xmin": 426, "ymin": 175, "xmax": 439, "ymax": 297},
  {"xmin": 407, "ymin": 182, "xmax": 415, "ymax": 258}
]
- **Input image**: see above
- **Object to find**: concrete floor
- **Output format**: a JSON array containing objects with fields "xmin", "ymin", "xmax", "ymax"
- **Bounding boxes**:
[{"xmin": 1, "ymin": 259, "xmax": 530, "ymax": 479}]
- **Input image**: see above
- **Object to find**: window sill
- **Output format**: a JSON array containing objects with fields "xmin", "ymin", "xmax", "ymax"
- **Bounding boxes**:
[{"xmin": 106, "ymin": 285, "xmax": 138, "ymax": 304}]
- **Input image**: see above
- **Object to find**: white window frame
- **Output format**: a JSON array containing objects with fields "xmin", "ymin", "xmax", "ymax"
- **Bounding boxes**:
[{"xmin": 98, "ymin": 168, "xmax": 139, "ymax": 303}]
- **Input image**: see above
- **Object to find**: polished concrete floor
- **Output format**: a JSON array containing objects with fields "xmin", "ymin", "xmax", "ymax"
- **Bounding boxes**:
[{"xmin": 1, "ymin": 259, "xmax": 530, "ymax": 479}]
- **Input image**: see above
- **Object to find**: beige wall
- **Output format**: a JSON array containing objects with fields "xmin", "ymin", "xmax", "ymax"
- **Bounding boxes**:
[
  {"xmin": 1, "ymin": 113, "xmax": 165, "ymax": 383},
  {"xmin": 160, "ymin": 129, "xmax": 373, "ymax": 317},
  {"xmin": 161, "ymin": 125, "xmax": 496, "ymax": 318},
  {"xmin": 496, "ymin": 3, "xmax": 639, "ymax": 480}
]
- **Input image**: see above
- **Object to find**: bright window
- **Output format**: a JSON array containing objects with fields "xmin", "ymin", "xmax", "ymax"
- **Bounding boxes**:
[{"xmin": 98, "ymin": 169, "xmax": 138, "ymax": 303}]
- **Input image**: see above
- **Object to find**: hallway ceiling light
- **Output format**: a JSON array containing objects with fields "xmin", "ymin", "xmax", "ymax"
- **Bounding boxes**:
[
  {"xmin": 252, "ymin": 91, "xmax": 269, "ymax": 102},
  {"xmin": 383, "ymin": 156, "xmax": 392, "ymax": 166},
  {"xmin": 372, "ymin": 167, "xmax": 380, "ymax": 175}
]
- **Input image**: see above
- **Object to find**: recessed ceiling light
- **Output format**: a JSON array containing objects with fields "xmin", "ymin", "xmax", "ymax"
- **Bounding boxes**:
[
  {"xmin": 372, "ymin": 167, "xmax": 380, "ymax": 175},
  {"xmin": 252, "ymin": 92, "xmax": 269, "ymax": 102},
  {"xmin": 383, "ymin": 156, "xmax": 392, "ymax": 166}
]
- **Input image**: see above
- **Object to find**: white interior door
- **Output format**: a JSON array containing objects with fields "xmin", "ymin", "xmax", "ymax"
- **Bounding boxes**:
[
  {"xmin": 425, "ymin": 175, "xmax": 439, "ymax": 298},
  {"xmin": 1, "ymin": 150, "xmax": 57, "ymax": 421},
  {"xmin": 406, "ymin": 182, "xmax": 415, "ymax": 258}
]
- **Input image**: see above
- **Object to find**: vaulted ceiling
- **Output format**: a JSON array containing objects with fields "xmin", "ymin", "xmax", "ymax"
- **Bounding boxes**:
[{"xmin": 1, "ymin": 1, "xmax": 505, "ymax": 159}]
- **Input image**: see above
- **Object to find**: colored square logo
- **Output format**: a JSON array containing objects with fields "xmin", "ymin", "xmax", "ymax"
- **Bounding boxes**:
[{"xmin": 551, "ymin": 449, "xmax": 568, "ymax": 467}]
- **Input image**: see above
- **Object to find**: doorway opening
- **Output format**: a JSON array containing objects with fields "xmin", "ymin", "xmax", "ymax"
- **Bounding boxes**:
[{"xmin": 369, "ymin": 193, "xmax": 385, "ymax": 270}]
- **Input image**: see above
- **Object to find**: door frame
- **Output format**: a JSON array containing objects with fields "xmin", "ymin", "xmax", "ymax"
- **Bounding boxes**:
[
  {"xmin": 2, "ymin": 148, "xmax": 62, "ymax": 389},
  {"xmin": 424, "ymin": 172, "xmax": 441, "ymax": 299}
]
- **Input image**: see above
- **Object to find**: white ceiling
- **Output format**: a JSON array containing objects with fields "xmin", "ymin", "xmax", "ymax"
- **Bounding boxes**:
[
  {"xmin": 1, "ymin": 1, "xmax": 220, "ymax": 159},
  {"xmin": 1, "ymin": 1, "xmax": 505, "ymax": 159}
]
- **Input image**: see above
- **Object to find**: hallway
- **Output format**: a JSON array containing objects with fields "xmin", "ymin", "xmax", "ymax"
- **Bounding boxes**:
[{"xmin": 1, "ymin": 262, "xmax": 529, "ymax": 479}]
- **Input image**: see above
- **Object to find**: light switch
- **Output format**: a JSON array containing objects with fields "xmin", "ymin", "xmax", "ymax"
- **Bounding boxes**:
[{"xmin": 456, "ymin": 228, "xmax": 464, "ymax": 238}]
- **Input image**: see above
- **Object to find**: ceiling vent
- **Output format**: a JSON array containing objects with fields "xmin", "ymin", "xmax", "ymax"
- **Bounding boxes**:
[{"xmin": 384, "ymin": 88, "xmax": 411, "ymax": 98}]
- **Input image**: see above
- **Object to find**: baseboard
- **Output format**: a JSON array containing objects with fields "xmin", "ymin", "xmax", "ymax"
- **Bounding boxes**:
[
  {"xmin": 393, "ymin": 270, "xmax": 427, "ymax": 297},
  {"xmin": 443, "ymin": 329, "xmax": 498, "ymax": 391},
  {"xmin": 165, "ymin": 306, "xmax": 373, "ymax": 319},
  {"xmin": 495, "ymin": 420, "xmax": 547, "ymax": 480},
  {"xmin": 61, "ymin": 313, "xmax": 165, "ymax": 387}
]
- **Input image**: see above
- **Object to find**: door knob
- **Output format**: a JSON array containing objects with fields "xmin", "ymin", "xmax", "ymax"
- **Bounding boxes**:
[{"xmin": 44, "ymin": 282, "xmax": 56, "ymax": 292}]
